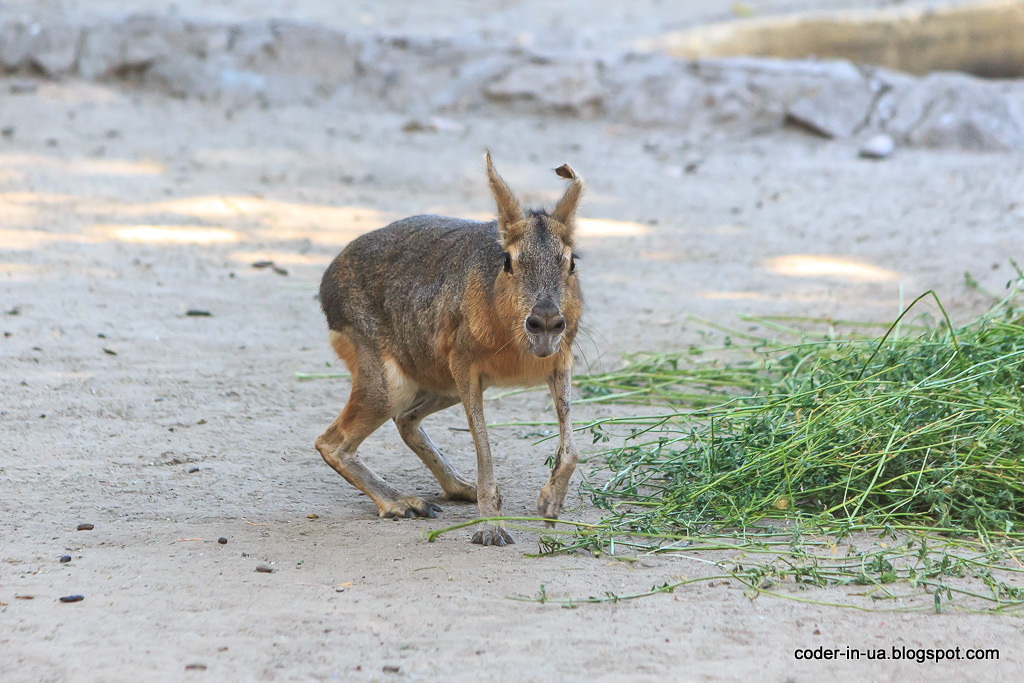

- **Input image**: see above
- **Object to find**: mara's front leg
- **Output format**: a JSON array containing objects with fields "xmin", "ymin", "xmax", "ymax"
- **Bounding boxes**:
[
  {"xmin": 452, "ymin": 359, "xmax": 514, "ymax": 546},
  {"xmin": 538, "ymin": 367, "xmax": 579, "ymax": 524}
]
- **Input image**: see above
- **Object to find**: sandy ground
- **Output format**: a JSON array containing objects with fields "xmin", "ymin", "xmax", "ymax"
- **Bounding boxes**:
[{"xmin": 3, "ymin": 2, "xmax": 1024, "ymax": 682}]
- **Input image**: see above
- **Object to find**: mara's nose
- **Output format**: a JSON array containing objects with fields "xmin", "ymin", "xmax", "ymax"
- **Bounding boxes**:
[{"xmin": 525, "ymin": 302, "xmax": 566, "ymax": 335}]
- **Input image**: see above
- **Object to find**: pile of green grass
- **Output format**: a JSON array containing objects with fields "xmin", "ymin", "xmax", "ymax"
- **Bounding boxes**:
[
  {"xmin": 585, "ymin": 288, "xmax": 1024, "ymax": 536},
  {"xmin": 539, "ymin": 279, "xmax": 1024, "ymax": 610}
]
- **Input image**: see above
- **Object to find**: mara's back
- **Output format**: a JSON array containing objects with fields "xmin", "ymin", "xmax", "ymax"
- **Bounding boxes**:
[{"xmin": 319, "ymin": 215, "xmax": 502, "ymax": 383}]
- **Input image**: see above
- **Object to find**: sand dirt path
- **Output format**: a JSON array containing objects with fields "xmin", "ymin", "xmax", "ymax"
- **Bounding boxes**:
[{"xmin": 2, "ymin": 2, "xmax": 1023, "ymax": 681}]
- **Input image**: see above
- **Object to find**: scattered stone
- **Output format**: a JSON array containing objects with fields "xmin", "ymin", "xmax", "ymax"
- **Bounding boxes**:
[
  {"xmin": 250, "ymin": 260, "xmax": 288, "ymax": 276},
  {"xmin": 256, "ymin": 565, "xmax": 274, "ymax": 573},
  {"xmin": 217, "ymin": 537, "xmax": 227, "ymax": 544},
  {"xmin": 859, "ymin": 133, "xmax": 895, "ymax": 159},
  {"xmin": 59, "ymin": 595, "xmax": 84, "ymax": 603},
  {"xmin": 383, "ymin": 665, "xmax": 400, "ymax": 674},
  {"xmin": 1, "ymin": 127, "xmax": 14, "ymax": 139},
  {"xmin": 10, "ymin": 80, "xmax": 38, "ymax": 94},
  {"xmin": 401, "ymin": 116, "xmax": 467, "ymax": 134},
  {"xmin": 59, "ymin": 555, "xmax": 71, "ymax": 563},
  {"xmin": 188, "ymin": 466, "xmax": 200, "ymax": 473},
  {"xmin": 15, "ymin": 595, "xmax": 34, "ymax": 600},
  {"xmin": 103, "ymin": 347, "xmax": 117, "ymax": 356},
  {"xmin": 184, "ymin": 663, "xmax": 207, "ymax": 671},
  {"xmin": 76, "ymin": 523, "xmax": 94, "ymax": 531},
  {"xmin": 186, "ymin": 310, "xmax": 212, "ymax": 317}
]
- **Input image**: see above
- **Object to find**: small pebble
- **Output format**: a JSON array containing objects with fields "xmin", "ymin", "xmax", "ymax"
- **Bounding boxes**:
[
  {"xmin": 59, "ymin": 595, "xmax": 84, "ymax": 603},
  {"xmin": 188, "ymin": 466, "xmax": 200, "ymax": 473},
  {"xmin": 186, "ymin": 309, "xmax": 212, "ymax": 317},
  {"xmin": 185, "ymin": 663, "xmax": 207, "ymax": 671},
  {"xmin": 10, "ymin": 80, "xmax": 38, "ymax": 94},
  {"xmin": 256, "ymin": 565, "xmax": 274, "ymax": 573},
  {"xmin": 859, "ymin": 134, "xmax": 895, "ymax": 159},
  {"xmin": 59, "ymin": 555, "xmax": 71, "ymax": 563},
  {"xmin": 383, "ymin": 665, "xmax": 401, "ymax": 674},
  {"xmin": 77, "ymin": 523, "xmax": 94, "ymax": 531},
  {"xmin": 218, "ymin": 537, "xmax": 227, "ymax": 545}
]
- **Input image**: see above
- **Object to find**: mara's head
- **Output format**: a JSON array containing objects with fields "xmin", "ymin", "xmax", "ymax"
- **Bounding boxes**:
[{"xmin": 485, "ymin": 152, "xmax": 584, "ymax": 359}]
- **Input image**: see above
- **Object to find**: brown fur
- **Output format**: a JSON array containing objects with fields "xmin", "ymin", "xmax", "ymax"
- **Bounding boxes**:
[{"xmin": 315, "ymin": 153, "xmax": 585, "ymax": 546}]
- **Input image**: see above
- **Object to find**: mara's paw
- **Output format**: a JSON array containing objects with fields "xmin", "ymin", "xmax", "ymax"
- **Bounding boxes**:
[
  {"xmin": 471, "ymin": 525, "xmax": 515, "ymax": 547},
  {"xmin": 379, "ymin": 497, "xmax": 443, "ymax": 519},
  {"xmin": 442, "ymin": 479, "xmax": 478, "ymax": 503},
  {"xmin": 537, "ymin": 487, "xmax": 563, "ymax": 527}
]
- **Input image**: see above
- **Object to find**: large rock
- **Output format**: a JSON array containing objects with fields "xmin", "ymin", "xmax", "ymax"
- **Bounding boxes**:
[
  {"xmin": 356, "ymin": 35, "xmax": 494, "ymax": 110},
  {"xmin": 0, "ymin": 21, "xmax": 81, "ymax": 76},
  {"xmin": 231, "ymin": 20, "xmax": 358, "ymax": 83},
  {"xmin": 886, "ymin": 73, "xmax": 1024, "ymax": 151},
  {"xmin": 0, "ymin": 22, "xmax": 35, "ymax": 70},
  {"xmin": 78, "ymin": 15, "xmax": 229, "ymax": 80},
  {"xmin": 604, "ymin": 54, "xmax": 704, "ymax": 125},
  {"xmin": 29, "ymin": 24, "xmax": 82, "ymax": 77},
  {"xmin": 785, "ymin": 75, "xmax": 877, "ymax": 138},
  {"xmin": 483, "ymin": 58, "xmax": 606, "ymax": 116}
]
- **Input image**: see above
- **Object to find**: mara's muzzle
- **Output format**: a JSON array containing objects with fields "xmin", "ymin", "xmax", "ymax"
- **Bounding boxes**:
[{"xmin": 524, "ymin": 300, "xmax": 566, "ymax": 358}]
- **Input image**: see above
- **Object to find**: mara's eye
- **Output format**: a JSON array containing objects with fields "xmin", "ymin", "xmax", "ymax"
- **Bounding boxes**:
[
  {"xmin": 503, "ymin": 252, "xmax": 513, "ymax": 274},
  {"xmin": 568, "ymin": 256, "xmax": 576, "ymax": 274}
]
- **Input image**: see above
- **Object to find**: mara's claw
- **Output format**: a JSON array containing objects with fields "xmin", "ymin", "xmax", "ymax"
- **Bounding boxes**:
[
  {"xmin": 380, "ymin": 497, "xmax": 443, "ymax": 519},
  {"xmin": 471, "ymin": 526, "xmax": 515, "ymax": 546}
]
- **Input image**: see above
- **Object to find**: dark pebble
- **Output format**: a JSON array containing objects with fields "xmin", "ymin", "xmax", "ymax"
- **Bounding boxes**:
[
  {"xmin": 186, "ymin": 310, "xmax": 212, "ymax": 317},
  {"xmin": 383, "ymin": 665, "xmax": 401, "ymax": 673},
  {"xmin": 188, "ymin": 466, "xmax": 200, "ymax": 473},
  {"xmin": 11, "ymin": 80, "xmax": 38, "ymax": 94},
  {"xmin": 77, "ymin": 523, "xmax": 94, "ymax": 531},
  {"xmin": 59, "ymin": 595, "xmax": 84, "ymax": 603},
  {"xmin": 218, "ymin": 537, "xmax": 227, "ymax": 545},
  {"xmin": 185, "ymin": 663, "xmax": 207, "ymax": 671},
  {"xmin": 59, "ymin": 555, "xmax": 71, "ymax": 563},
  {"xmin": 255, "ymin": 565, "xmax": 274, "ymax": 573}
]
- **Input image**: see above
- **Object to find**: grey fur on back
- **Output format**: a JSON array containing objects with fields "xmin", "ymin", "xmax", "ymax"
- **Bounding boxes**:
[{"xmin": 320, "ymin": 215, "xmax": 501, "ymax": 359}]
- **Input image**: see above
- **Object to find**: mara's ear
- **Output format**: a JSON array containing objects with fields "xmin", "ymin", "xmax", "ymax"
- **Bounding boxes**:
[
  {"xmin": 549, "ymin": 163, "xmax": 584, "ymax": 244},
  {"xmin": 485, "ymin": 151, "xmax": 525, "ymax": 246}
]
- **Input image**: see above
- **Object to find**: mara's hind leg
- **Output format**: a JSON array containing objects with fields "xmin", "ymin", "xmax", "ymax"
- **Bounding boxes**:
[
  {"xmin": 394, "ymin": 392, "xmax": 477, "ymax": 502},
  {"xmin": 315, "ymin": 334, "xmax": 442, "ymax": 519}
]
